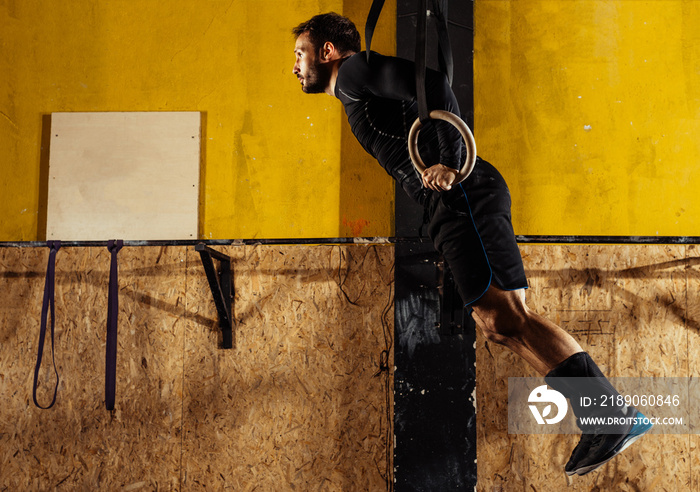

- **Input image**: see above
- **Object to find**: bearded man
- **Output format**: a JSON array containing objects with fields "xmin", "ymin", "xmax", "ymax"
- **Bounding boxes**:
[{"xmin": 291, "ymin": 12, "xmax": 652, "ymax": 476}]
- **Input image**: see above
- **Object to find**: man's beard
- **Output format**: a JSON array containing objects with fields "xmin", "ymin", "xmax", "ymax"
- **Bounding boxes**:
[{"xmin": 301, "ymin": 61, "xmax": 331, "ymax": 94}]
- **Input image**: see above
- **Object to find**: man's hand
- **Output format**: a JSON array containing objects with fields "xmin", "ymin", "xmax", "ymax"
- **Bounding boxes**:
[{"xmin": 421, "ymin": 164, "xmax": 458, "ymax": 191}]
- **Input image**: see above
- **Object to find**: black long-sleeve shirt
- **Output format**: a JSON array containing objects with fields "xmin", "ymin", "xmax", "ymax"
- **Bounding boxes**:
[{"xmin": 334, "ymin": 51, "xmax": 463, "ymax": 205}]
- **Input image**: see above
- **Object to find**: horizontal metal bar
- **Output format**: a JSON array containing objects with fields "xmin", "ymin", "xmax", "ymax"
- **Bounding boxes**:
[
  {"xmin": 0, "ymin": 239, "xmax": 228, "ymax": 248},
  {"xmin": 0, "ymin": 237, "xmax": 405, "ymax": 248},
  {"xmin": 1, "ymin": 235, "xmax": 700, "ymax": 248},
  {"xmin": 514, "ymin": 235, "xmax": 700, "ymax": 245}
]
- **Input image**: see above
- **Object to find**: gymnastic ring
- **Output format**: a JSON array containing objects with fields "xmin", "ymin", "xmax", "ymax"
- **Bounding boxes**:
[{"xmin": 407, "ymin": 110, "xmax": 477, "ymax": 185}]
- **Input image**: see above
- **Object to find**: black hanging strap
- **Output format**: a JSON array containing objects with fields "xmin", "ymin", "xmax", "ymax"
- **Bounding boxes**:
[
  {"xmin": 415, "ymin": 0, "xmax": 430, "ymax": 122},
  {"xmin": 431, "ymin": 0, "xmax": 453, "ymax": 86},
  {"xmin": 33, "ymin": 240, "xmax": 61, "ymax": 409},
  {"xmin": 365, "ymin": 0, "xmax": 454, "ymax": 121},
  {"xmin": 365, "ymin": 0, "xmax": 386, "ymax": 62},
  {"xmin": 105, "ymin": 239, "xmax": 123, "ymax": 411},
  {"xmin": 415, "ymin": 0, "xmax": 454, "ymax": 123}
]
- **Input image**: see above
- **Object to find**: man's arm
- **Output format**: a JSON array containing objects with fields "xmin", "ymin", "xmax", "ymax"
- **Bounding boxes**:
[{"xmin": 338, "ymin": 52, "xmax": 464, "ymax": 190}]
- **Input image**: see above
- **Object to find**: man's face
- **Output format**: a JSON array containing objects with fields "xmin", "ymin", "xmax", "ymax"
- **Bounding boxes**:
[{"xmin": 293, "ymin": 32, "xmax": 330, "ymax": 94}]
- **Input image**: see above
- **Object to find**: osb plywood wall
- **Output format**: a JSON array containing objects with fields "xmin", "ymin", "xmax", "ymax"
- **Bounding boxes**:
[
  {"xmin": 478, "ymin": 244, "xmax": 700, "ymax": 491},
  {"xmin": 0, "ymin": 244, "xmax": 394, "ymax": 490},
  {"xmin": 4, "ymin": 243, "xmax": 697, "ymax": 490}
]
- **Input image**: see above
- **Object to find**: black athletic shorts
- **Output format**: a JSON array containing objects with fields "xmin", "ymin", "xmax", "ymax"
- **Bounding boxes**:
[{"xmin": 426, "ymin": 157, "xmax": 528, "ymax": 306}]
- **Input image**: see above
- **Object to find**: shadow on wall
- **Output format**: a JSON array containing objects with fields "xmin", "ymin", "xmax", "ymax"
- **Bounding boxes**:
[
  {"xmin": 37, "ymin": 114, "xmax": 51, "ymax": 241},
  {"xmin": 526, "ymin": 255, "xmax": 700, "ymax": 333}
]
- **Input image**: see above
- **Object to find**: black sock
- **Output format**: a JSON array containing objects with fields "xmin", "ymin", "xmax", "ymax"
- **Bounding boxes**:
[{"xmin": 545, "ymin": 352, "xmax": 629, "ymax": 431}]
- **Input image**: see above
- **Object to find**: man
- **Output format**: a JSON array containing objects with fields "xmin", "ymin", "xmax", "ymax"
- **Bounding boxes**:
[{"xmin": 291, "ymin": 12, "xmax": 651, "ymax": 476}]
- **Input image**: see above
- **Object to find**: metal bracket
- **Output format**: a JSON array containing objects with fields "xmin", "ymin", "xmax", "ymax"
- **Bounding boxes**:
[{"xmin": 195, "ymin": 243, "xmax": 233, "ymax": 349}]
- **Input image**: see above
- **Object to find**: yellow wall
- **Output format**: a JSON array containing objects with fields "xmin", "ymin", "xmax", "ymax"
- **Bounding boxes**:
[
  {"xmin": 475, "ymin": 0, "xmax": 700, "ymax": 236},
  {"xmin": 12, "ymin": 0, "xmax": 695, "ymax": 240},
  {"xmin": 0, "ymin": 1, "xmax": 395, "ymax": 241}
]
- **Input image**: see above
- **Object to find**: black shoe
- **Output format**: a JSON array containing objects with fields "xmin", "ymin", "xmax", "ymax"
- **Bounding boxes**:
[
  {"xmin": 564, "ymin": 433, "xmax": 595, "ymax": 475},
  {"xmin": 566, "ymin": 410, "xmax": 653, "ymax": 476}
]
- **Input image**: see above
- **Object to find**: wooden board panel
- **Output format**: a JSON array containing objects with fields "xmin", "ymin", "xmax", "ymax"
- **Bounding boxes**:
[
  {"xmin": 477, "ymin": 244, "xmax": 695, "ymax": 491},
  {"xmin": 3, "ymin": 243, "xmax": 693, "ymax": 489},
  {"xmin": 46, "ymin": 112, "xmax": 200, "ymax": 241},
  {"xmin": 181, "ymin": 244, "xmax": 395, "ymax": 490},
  {"xmin": 687, "ymin": 244, "xmax": 700, "ymax": 491},
  {"xmin": 0, "ymin": 246, "xmax": 186, "ymax": 489},
  {"xmin": 0, "ymin": 244, "xmax": 394, "ymax": 490}
]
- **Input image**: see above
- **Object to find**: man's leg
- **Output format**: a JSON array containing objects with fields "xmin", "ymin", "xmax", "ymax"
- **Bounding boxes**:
[
  {"xmin": 470, "ymin": 286, "xmax": 582, "ymax": 375},
  {"xmin": 471, "ymin": 284, "xmax": 652, "ymax": 475}
]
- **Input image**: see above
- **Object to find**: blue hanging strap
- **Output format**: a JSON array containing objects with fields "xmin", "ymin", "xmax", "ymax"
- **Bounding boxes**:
[
  {"xmin": 33, "ymin": 240, "xmax": 62, "ymax": 409},
  {"xmin": 105, "ymin": 239, "xmax": 123, "ymax": 411}
]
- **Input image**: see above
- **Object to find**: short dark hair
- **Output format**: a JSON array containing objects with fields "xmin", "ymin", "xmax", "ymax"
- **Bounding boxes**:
[{"xmin": 292, "ymin": 12, "xmax": 361, "ymax": 55}]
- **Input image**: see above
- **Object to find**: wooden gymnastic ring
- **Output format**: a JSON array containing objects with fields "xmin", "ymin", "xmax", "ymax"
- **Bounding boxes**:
[{"xmin": 407, "ymin": 110, "xmax": 477, "ymax": 185}]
